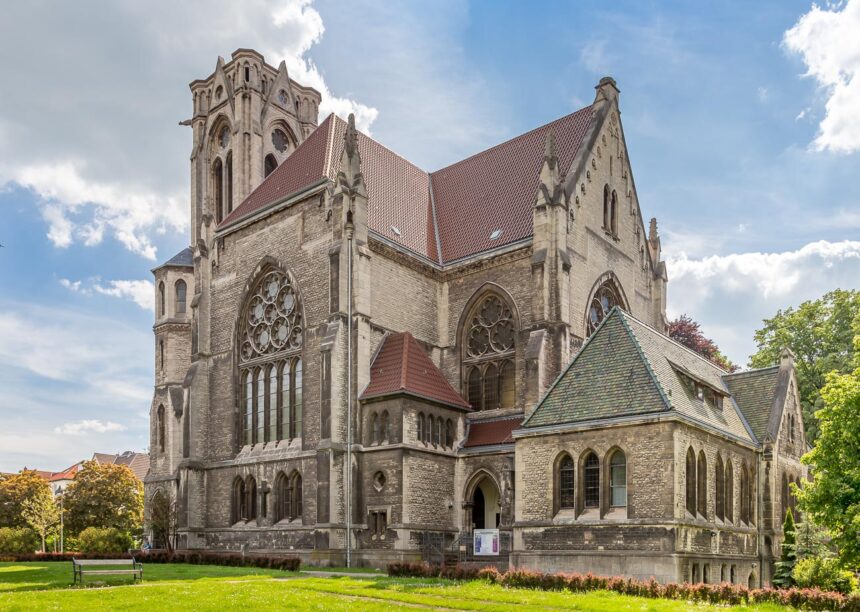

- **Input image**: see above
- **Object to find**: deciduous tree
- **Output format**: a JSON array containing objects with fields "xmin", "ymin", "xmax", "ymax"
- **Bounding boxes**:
[
  {"xmin": 668, "ymin": 314, "xmax": 737, "ymax": 371},
  {"xmin": 20, "ymin": 489, "xmax": 60, "ymax": 553},
  {"xmin": 62, "ymin": 461, "xmax": 143, "ymax": 536},
  {"xmin": 0, "ymin": 470, "xmax": 52, "ymax": 528},
  {"xmin": 750, "ymin": 289, "xmax": 860, "ymax": 442}
]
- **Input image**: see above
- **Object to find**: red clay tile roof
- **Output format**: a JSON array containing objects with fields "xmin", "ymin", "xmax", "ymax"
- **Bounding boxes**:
[
  {"xmin": 430, "ymin": 107, "xmax": 594, "ymax": 262},
  {"xmin": 219, "ymin": 106, "xmax": 595, "ymax": 264},
  {"xmin": 49, "ymin": 463, "xmax": 80, "ymax": 481},
  {"xmin": 463, "ymin": 416, "xmax": 522, "ymax": 448},
  {"xmin": 360, "ymin": 332, "xmax": 470, "ymax": 409}
]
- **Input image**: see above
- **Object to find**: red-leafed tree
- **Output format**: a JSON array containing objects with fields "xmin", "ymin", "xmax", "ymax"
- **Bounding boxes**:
[{"xmin": 668, "ymin": 314, "xmax": 738, "ymax": 372}]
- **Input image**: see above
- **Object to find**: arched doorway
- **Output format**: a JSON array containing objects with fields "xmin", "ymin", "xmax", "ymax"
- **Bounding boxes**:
[{"xmin": 468, "ymin": 475, "xmax": 500, "ymax": 530}]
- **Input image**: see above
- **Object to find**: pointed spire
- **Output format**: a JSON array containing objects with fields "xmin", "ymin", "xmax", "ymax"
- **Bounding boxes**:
[
  {"xmin": 335, "ymin": 113, "xmax": 366, "ymax": 200},
  {"xmin": 345, "ymin": 113, "xmax": 359, "ymax": 159}
]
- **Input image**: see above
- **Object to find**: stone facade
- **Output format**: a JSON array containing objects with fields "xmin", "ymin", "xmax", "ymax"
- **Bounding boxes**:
[{"xmin": 145, "ymin": 49, "xmax": 805, "ymax": 586}]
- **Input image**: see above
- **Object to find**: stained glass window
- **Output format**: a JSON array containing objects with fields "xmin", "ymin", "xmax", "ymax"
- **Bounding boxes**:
[{"xmin": 463, "ymin": 294, "xmax": 516, "ymax": 410}]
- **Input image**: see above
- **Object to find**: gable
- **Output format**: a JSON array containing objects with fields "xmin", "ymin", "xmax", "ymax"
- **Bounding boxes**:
[{"xmin": 723, "ymin": 367, "xmax": 780, "ymax": 442}]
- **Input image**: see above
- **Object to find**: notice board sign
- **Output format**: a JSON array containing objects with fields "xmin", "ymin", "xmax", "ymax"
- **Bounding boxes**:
[{"xmin": 473, "ymin": 529, "xmax": 500, "ymax": 556}]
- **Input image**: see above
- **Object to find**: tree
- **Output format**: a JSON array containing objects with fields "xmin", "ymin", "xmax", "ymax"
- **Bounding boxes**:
[
  {"xmin": 749, "ymin": 289, "xmax": 860, "ymax": 442},
  {"xmin": 20, "ymin": 489, "xmax": 60, "ymax": 553},
  {"xmin": 0, "ymin": 470, "xmax": 53, "ymax": 528},
  {"xmin": 793, "ymin": 519, "xmax": 832, "ymax": 562},
  {"xmin": 148, "ymin": 491, "xmax": 178, "ymax": 552},
  {"xmin": 62, "ymin": 461, "xmax": 143, "ymax": 536},
  {"xmin": 773, "ymin": 508, "xmax": 797, "ymax": 587},
  {"xmin": 797, "ymin": 339, "xmax": 860, "ymax": 570},
  {"xmin": 668, "ymin": 314, "xmax": 737, "ymax": 371}
]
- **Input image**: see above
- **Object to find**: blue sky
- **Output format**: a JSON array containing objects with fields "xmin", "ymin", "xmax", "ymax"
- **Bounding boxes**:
[{"xmin": 1, "ymin": 0, "xmax": 859, "ymax": 472}]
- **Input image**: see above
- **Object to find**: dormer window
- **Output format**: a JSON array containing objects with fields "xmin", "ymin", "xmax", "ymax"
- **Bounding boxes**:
[{"xmin": 696, "ymin": 384, "xmax": 704, "ymax": 401}]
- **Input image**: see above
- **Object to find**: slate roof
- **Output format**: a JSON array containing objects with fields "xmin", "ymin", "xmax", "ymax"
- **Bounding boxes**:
[
  {"xmin": 723, "ymin": 366, "xmax": 781, "ymax": 442},
  {"xmin": 463, "ymin": 416, "xmax": 522, "ymax": 448},
  {"xmin": 153, "ymin": 246, "xmax": 193, "ymax": 271},
  {"xmin": 93, "ymin": 451, "xmax": 150, "ymax": 481},
  {"xmin": 523, "ymin": 308, "xmax": 756, "ymax": 444},
  {"xmin": 360, "ymin": 332, "xmax": 470, "ymax": 410},
  {"xmin": 218, "ymin": 107, "xmax": 596, "ymax": 264}
]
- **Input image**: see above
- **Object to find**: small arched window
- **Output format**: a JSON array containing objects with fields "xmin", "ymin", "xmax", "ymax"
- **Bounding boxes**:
[
  {"xmin": 175, "ymin": 280, "xmax": 187, "ymax": 315},
  {"xmin": 213, "ymin": 158, "xmax": 224, "ymax": 223},
  {"xmin": 290, "ymin": 472, "xmax": 302, "ymax": 521},
  {"xmin": 445, "ymin": 419, "xmax": 454, "ymax": 448},
  {"xmin": 781, "ymin": 472, "xmax": 789, "ymax": 521},
  {"xmin": 380, "ymin": 411, "xmax": 389, "ymax": 443},
  {"xmin": 610, "ymin": 190, "xmax": 618, "ymax": 236},
  {"xmin": 275, "ymin": 472, "xmax": 289, "ymax": 522},
  {"xmin": 685, "ymin": 447, "xmax": 696, "ymax": 515},
  {"xmin": 265, "ymin": 154, "xmax": 278, "ymax": 178},
  {"xmin": 462, "ymin": 293, "xmax": 517, "ymax": 411},
  {"xmin": 159, "ymin": 339, "xmax": 164, "ymax": 372},
  {"xmin": 558, "ymin": 454, "xmax": 575, "ymax": 509},
  {"xmin": 715, "ymin": 454, "xmax": 725, "ymax": 521},
  {"xmin": 156, "ymin": 405, "xmax": 165, "ymax": 453},
  {"xmin": 158, "ymin": 281, "xmax": 165, "ymax": 317},
  {"xmin": 725, "ymin": 460, "xmax": 734, "ymax": 523},
  {"xmin": 225, "ymin": 153, "xmax": 233, "ymax": 215},
  {"xmin": 603, "ymin": 184, "xmax": 610, "ymax": 230},
  {"xmin": 586, "ymin": 279, "xmax": 623, "ymax": 336},
  {"xmin": 417, "ymin": 412, "xmax": 425, "ymax": 444},
  {"xmin": 583, "ymin": 452, "xmax": 600, "ymax": 509},
  {"xmin": 697, "ymin": 451, "xmax": 707, "ymax": 516},
  {"xmin": 740, "ymin": 463, "xmax": 750, "ymax": 524},
  {"xmin": 609, "ymin": 450, "xmax": 627, "ymax": 508},
  {"xmin": 371, "ymin": 412, "xmax": 380, "ymax": 445},
  {"xmin": 232, "ymin": 477, "xmax": 247, "ymax": 523}
]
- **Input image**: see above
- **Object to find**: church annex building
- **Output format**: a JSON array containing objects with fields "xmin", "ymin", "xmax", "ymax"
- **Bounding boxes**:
[{"xmin": 146, "ymin": 49, "xmax": 808, "ymax": 586}]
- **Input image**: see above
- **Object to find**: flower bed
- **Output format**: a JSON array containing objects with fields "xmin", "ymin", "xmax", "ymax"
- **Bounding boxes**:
[{"xmin": 386, "ymin": 563, "xmax": 860, "ymax": 611}]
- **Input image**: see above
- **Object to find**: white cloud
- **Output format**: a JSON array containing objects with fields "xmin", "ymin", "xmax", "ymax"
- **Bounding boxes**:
[
  {"xmin": 784, "ymin": 0, "xmax": 860, "ymax": 153},
  {"xmin": 93, "ymin": 280, "xmax": 155, "ymax": 311},
  {"xmin": 666, "ymin": 240, "xmax": 860, "ymax": 364},
  {"xmin": 54, "ymin": 420, "xmax": 127, "ymax": 435},
  {"xmin": 0, "ymin": 0, "xmax": 377, "ymax": 259}
]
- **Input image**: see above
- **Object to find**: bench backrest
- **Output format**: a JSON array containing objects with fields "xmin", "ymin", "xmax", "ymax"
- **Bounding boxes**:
[{"xmin": 73, "ymin": 559, "xmax": 136, "ymax": 566}]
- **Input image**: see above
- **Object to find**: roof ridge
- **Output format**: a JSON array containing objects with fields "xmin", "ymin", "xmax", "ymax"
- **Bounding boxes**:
[
  {"xmin": 723, "ymin": 364, "xmax": 780, "ymax": 378},
  {"xmin": 616, "ymin": 308, "xmax": 673, "ymax": 411},
  {"xmin": 430, "ymin": 105, "xmax": 593, "ymax": 175},
  {"xmin": 619, "ymin": 309, "xmax": 729, "ymax": 375}
]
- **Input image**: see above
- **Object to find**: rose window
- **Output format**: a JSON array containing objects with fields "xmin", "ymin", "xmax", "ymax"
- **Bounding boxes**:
[
  {"xmin": 240, "ymin": 269, "xmax": 302, "ymax": 363},
  {"xmin": 587, "ymin": 282, "xmax": 621, "ymax": 336}
]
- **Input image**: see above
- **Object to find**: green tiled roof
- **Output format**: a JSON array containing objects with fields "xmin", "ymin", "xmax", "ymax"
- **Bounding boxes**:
[
  {"xmin": 524, "ymin": 309, "xmax": 757, "ymax": 444},
  {"xmin": 523, "ymin": 311, "xmax": 669, "ymax": 427},
  {"xmin": 723, "ymin": 366, "xmax": 780, "ymax": 441}
]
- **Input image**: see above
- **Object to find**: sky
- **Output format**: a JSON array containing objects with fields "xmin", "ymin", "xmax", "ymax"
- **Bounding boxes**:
[{"xmin": 1, "ymin": 0, "xmax": 859, "ymax": 472}]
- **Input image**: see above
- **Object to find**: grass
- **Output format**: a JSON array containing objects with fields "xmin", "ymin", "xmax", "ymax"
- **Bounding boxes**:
[{"xmin": 0, "ymin": 562, "xmax": 792, "ymax": 611}]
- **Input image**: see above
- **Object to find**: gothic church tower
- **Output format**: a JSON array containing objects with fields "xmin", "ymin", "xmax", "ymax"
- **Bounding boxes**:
[{"xmin": 187, "ymin": 49, "xmax": 321, "ymax": 244}]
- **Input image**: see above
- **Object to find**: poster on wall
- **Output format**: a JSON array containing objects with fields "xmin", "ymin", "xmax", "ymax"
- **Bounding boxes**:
[{"xmin": 473, "ymin": 529, "xmax": 500, "ymax": 556}]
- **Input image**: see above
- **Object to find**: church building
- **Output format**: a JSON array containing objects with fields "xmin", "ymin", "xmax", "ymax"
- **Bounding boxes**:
[{"xmin": 146, "ymin": 49, "xmax": 807, "ymax": 586}]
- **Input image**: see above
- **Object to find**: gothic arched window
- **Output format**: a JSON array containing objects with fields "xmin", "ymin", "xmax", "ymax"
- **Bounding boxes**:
[
  {"xmin": 685, "ymin": 447, "xmax": 696, "ymax": 515},
  {"xmin": 445, "ymin": 418, "xmax": 454, "ymax": 448},
  {"xmin": 740, "ymin": 463, "xmax": 750, "ymax": 524},
  {"xmin": 609, "ymin": 450, "xmax": 627, "ymax": 508},
  {"xmin": 371, "ymin": 413, "xmax": 380, "ymax": 445},
  {"xmin": 232, "ymin": 477, "xmax": 247, "ymax": 523},
  {"xmin": 697, "ymin": 450, "xmax": 707, "ymax": 517},
  {"xmin": 290, "ymin": 472, "xmax": 303, "ymax": 521},
  {"xmin": 213, "ymin": 158, "xmax": 224, "ymax": 223},
  {"xmin": 156, "ymin": 405, "xmax": 165, "ymax": 453},
  {"xmin": 245, "ymin": 476, "xmax": 257, "ymax": 520},
  {"xmin": 463, "ymin": 293, "xmax": 516, "ymax": 411},
  {"xmin": 610, "ymin": 190, "xmax": 618, "ymax": 236},
  {"xmin": 557, "ymin": 454, "xmax": 575, "ymax": 510},
  {"xmin": 225, "ymin": 152, "xmax": 233, "ymax": 215},
  {"xmin": 275, "ymin": 472, "xmax": 289, "ymax": 522},
  {"xmin": 175, "ymin": 280, "xmax": 187, "ymax": 315},
  {"xmin": 158, "ymin": 282, "xmax": 165, "ymax": 317},
  {"xmin": 238, "ymin": 266, "xmax": 303, "ymax": 446},
  {"xmin": 586, "ymin": 279, "xmax": 623, "ymax": 336},
  {"xmin": 380, "ymin": 411, "xmax": 389, "ymax": 444},
  {"xmin": 715, "ymin": 454, "xmax": 725, "ymax": 521},
  {"xmin": 417, "ymin": 412, "xmax": 425, "ymax": 444},
  {"xmin": 583, "ymin": 451, "xmax": 600, "ymax": 509},
  {"xmin": 725, "ymin": 460, "xmax": 734, "ymax": 523},
  {"xmin": 603, "ymin": 184, "xmax": 610, "ymax": 230}
]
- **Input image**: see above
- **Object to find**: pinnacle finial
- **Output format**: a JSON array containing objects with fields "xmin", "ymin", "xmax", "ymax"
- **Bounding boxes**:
[
  {"xmin": 345, "ymin": 113, "xmax": 358, "ymax": 158},
  {"xmin": 649, "ymin": 217, "xmax": 658, "ymax": 242},
  {"xmin": 544, "ymin": 131, "xmax": 556, "ymax": 162}
]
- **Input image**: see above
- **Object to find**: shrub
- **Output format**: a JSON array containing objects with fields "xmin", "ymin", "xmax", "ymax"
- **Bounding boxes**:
[
  {"xmin": 0, "ymin": 527, "xmax": 38, "ymax": 553},
  {"xmin": 139, "ymin": 550, "xmax": 300, "ymax": 572},
  {"xmin": 78, "ymin": 527, "xmax": 133, "ymax": 554},
  {"xmin": 792, "ymin": 556, "xmax": 859, "ymax": 595}
]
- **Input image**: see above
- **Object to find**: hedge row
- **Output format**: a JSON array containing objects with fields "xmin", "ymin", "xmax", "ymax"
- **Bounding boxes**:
[
  {"xmin": 0, "ymin": 550, "xmax": 300, "ymax": 572},
  {"xmin": 387, "ymin": 563, "xmax": 860, "ymax": 611}
]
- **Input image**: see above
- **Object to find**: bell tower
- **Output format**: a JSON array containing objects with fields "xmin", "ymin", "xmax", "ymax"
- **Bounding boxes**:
[{"xmin": 186, "ymin": 49, "xmax": 322, "ymax": 243}]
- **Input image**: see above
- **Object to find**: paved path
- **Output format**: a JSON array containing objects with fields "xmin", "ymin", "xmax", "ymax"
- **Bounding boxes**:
[{"xmin": 296, "ymin": 570, "xmax": 385, "ymax": 579}]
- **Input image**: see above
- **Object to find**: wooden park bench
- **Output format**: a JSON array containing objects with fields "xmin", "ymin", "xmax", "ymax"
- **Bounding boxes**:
[{"xmin": 72, "ymin": 558, "xmax": 143, "ymax": 585}]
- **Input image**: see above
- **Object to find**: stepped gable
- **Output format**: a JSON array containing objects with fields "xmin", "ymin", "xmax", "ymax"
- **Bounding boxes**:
[{"xmin": 360, "ymin": 331, "xmax": 470, "ymax": 410}]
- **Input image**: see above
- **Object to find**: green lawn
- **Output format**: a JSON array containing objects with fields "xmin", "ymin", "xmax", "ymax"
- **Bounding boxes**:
[{"xmin": 0, "ymin": 562, "xmax": 792, "ymax": 611}]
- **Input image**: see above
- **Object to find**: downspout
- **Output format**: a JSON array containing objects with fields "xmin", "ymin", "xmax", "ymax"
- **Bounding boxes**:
[
  {"xmin": 757, "ymin": 450, "xmax": 764, "ymax": 588},
  {"xmin": 345, "ymin": 212, "xmax": 354, "ymax": 568}
]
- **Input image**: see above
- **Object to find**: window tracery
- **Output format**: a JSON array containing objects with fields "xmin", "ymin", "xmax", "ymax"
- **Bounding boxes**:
[
  {"xmin": 463, "ymin": 293, "xmax": 516, "ymax": 411},
  {"xmin": 586, "ymin": 281, "xmax": 622, "ymax": 336},
  {"xmin": 238, "ymin": 267, "xmax": 303, "ymax": 446}
]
